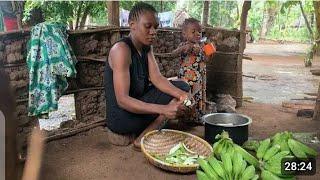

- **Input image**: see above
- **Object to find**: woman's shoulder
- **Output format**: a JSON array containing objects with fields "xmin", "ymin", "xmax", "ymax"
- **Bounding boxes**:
[{"xmin": 110, "ymin": 40, "xmax": 130, "ymax": 54}]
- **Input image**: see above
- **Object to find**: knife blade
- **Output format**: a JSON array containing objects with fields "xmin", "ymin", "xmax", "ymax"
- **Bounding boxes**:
[{"xmin": 158, "ymin": 119, "xmax": 168, "ymax": 132}]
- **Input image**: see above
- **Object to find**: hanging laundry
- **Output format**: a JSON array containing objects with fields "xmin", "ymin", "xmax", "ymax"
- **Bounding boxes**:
[{"xmin": 27, "ymin": 22, "xmax": 77, "ymax": 117}]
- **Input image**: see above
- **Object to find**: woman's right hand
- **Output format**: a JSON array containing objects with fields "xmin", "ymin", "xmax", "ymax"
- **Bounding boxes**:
[{"xmin": 161, "ymin": 102, "xmax": 181, "ymax": 119}]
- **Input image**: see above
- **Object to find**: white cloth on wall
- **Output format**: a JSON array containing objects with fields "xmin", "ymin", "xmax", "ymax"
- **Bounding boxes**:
[
  {"xmin": 158, "ymin": 11, "xmax": 173, "ymax": 27},
  {"xmin": 120, "ymin": 8, "xmax": 129, "ymax": 27}
]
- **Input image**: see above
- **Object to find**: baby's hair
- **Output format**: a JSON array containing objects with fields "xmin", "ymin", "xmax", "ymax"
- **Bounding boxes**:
[
  {"xmin": 128, "ymin": 2, "xmax": 157, "ymax": 22},
  {"xmin": 182, "ymin": 18, "xmax": 201, "ymax": 30}
]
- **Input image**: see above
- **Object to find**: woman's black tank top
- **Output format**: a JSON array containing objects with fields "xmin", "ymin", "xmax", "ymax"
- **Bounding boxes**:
[{"xmin": 104, "ymin": 37, "xmax": 151, "ymax": 125}]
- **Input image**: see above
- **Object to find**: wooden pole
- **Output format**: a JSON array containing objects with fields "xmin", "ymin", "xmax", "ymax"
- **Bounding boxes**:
[
  {"xmin": 313, "ymin": 83, "xmax": 320, "ymax": 120},
  {"xmin": 236, "ymin": 1, "xmax": 251, "ymax": 107},
  {"xmin": 107, "ymin": 1, "xmax": 120, "ymax": 26},
  {"xmin": 202, "ymin": 1, "xmax": 210, "ymax": 26}
]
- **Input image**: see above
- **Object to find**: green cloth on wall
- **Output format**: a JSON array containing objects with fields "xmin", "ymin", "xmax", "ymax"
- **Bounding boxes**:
[{"xmin": 27, "ymin": 22, "xmax": 77, "ymax": 117}]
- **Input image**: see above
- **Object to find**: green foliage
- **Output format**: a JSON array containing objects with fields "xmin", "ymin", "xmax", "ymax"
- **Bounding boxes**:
[
  {"xmin": 119, "ymin": 1, "xmax": 176, "ymax": 12},
  {"xmin": 248, "ymin": 1, "xmax": 265, "ymax": 41},
  {"xmin": 23, "ymin": 1, "xmax": 106, "ymax": 27},
  {"xmin": 211, "ymin": 0, "xmax": 239, "ymax": 28},
  {"xmin": 248, "ymin": 0, "xmax": 315, "ymax": 42},
  {"xmin": 187, "ymin": 1, "xmax": 203, "ymax": 21},
  {"xmin": 21, "ymin": 0, "xmax": 316, "ymax": 44}
]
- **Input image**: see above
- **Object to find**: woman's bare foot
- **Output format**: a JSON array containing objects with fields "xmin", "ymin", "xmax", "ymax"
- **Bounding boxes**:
[{"xmin": 132, "ymin": 138, "xmax": 141, "ymax": 151}]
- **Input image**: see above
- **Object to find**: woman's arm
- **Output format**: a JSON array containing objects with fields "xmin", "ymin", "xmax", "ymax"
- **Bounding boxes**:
[
  {"xmin": 110, "ymin": 43, "xmax": 166, "ymax": 115},
  {"xmin": 148, "ymin": 46, "xmax": 189, "ymax": 102}
]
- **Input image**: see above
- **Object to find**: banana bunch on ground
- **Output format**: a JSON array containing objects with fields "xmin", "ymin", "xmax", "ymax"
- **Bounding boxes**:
[
  {"xmin": 212, "ymin": 131, "xmax": 235, "ymax": 159},
  {"xmin": 271, "ymin": 131, "xmax": 293, "ymax": 152},
  {"xmin": 254, "ymin": 132, "xmax": 318, "ymax": 180},
  {"xmin": 242, "ymin": 140, "xmax": 260, "ymax": 151},
  {"xmin": 271, "ymin": 131, "xmax": 317, "ymax": 158},
  {"xmin": 256, "ymin": 139, "xmax": 295, "ymax": 179},
  {"xmin": 196, "ymin": 153, "xmax": 259, "ymax": 180},
  {"xmin": 212, "ymin": 131, "xmax": 260, "ymax": 168}
]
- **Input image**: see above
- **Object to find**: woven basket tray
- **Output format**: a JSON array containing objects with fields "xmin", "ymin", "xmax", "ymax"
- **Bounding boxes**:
[{"xmin": 141, "ymin": 129, "xmax": 213, "ymax": 173}]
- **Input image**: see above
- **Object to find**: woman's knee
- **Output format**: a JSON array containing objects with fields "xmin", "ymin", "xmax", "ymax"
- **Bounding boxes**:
[{"xmin": 170, "ymin": 80, "xmax": 190, "ymax": 92}]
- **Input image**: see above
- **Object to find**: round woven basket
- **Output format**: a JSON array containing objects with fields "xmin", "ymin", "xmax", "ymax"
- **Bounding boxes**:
[{"xmin": 140, "ymin": 129, "xmax": 213, "ymax": 173}]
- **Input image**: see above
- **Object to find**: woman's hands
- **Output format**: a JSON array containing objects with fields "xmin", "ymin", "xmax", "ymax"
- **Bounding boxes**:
[{"xmin": 160, "ymin": 92, "xmax": 190, "ymax": 120}]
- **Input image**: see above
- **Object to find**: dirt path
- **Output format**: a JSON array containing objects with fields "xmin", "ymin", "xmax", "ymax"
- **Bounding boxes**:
[
  {"xmin": 244, "ymin": 43, "xmax": 320, "ymax": 104},
  {"xmin": 39, "ymin": 102, "xmax": 320, "ymax": 180}
]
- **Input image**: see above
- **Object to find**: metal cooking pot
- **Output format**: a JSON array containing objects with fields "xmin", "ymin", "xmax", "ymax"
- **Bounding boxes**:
[{"xmin": 202, "ymin": 113, "xmax": 252, "ymax": 145}]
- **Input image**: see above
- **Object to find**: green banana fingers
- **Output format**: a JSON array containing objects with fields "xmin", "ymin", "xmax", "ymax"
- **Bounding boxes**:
[
  {"xmin": 234, "ymin": 144, "xmax": 259, "ymax": 168},
  {"xmin": 257, "ymin": 138, "xmax": 271, "ymax": 159},
  {"xmin": 288, "ymin": 139, "xmax": 317, "ymax": 157}
]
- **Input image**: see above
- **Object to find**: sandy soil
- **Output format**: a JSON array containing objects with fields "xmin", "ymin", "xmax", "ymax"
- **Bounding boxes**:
[{"xmin": 244, "ymin": 43, "xmax": 320, "ymax": 104}]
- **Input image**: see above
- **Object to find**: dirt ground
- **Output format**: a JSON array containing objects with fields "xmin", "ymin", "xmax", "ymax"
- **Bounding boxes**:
[
  {"xmin": 244, "ymin": 43, "xmax": 320, "ymax": 104},
  {"xmin": 36, "ymin": 43, "xmax": 320, "ymax": 180},
  {"xmin": 38, "ymin": 102, "xmax": 320, "ymax": 180}
]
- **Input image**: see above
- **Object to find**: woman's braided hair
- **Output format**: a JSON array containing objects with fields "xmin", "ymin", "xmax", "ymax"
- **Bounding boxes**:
[{"xmin": 128, "ymin": 2, "xmax": 157, "ymax": 22}]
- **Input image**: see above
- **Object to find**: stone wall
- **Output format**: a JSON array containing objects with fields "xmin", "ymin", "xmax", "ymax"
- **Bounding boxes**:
[{"xmin": 74, "ymin": 90, "xmax": 105, "ymax": 123}]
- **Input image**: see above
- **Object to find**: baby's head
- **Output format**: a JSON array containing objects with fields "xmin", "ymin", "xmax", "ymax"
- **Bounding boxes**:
[
  {"xmin": 182, "ymin": 18, "xmax": 202, "ymax": 43},
  {"xmin": 129, "ymin": 2, "xmax": 159, "ymax": 46}
]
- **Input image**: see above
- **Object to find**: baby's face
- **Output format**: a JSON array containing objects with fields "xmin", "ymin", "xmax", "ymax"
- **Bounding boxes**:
[{"xmin": 183, "ymin": 23, "xmax": 202, "ymax": 43}]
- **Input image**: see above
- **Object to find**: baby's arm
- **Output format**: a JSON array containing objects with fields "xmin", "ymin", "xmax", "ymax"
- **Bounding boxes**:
[
  {"xmin": 172, "ymin": 43, "xmax": 185, "ymax": 56},
  {"xmin": 172, "ymin": 42, "xmax": 193, "ymax": 56}
]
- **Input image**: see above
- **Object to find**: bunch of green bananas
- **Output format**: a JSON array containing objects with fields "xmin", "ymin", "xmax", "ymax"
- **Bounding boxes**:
[
  {"xmin": 255, "ymin": 132, "xmax": 318, "ymax": 180},
  {"xmin": 242, "ymin": 140, "xmax": 260, "ymax": 151},
  {"xmin": 213, "ymin": 131, "xmax": 260, "ymax": 168},
  {"xmin": 196, "ymin": 153, "xmax": 259, "ymax": 180},
  {"xmin": 271, "ymin": 132, "xmax": 317, "ymax": 158},
  {"xmin": 212, "ymin": 131, "xmax": 235, "ymax": 159},
  {"xmin": 257, "ymin": 140, "xmax": 295, "ymax": 179},
  {"xmin": 271, "ymin": 131, "xmax": 293, "ymax": 152}
]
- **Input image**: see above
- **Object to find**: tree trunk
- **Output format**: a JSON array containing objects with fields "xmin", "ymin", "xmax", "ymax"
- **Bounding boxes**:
[
  {"xmin": 75, "ymin": 1, "xmax": 84, "ymax": 30},
  {"xmin": 80, "ymin": 4, "xmax": 91, "ymax": 29},
  {"xmin": 107, "ymin": 1, "xmax": 120, "ymax": 26},
  {"xmin": 237, "ymin": 1, "xmax": 251, "ymax": 107},
  {"xmin": 260, "ymin": 3, "xmax": 278, "ymax": 39},
  {"xmin": 68, "ymin": 20, "xmax": 73, "ymax": 30},
  {"xmin": 299, "ymin": 1, "xmax": 313, "ymax": 38},
  {"xmin": 301, "ymin": 1, "xmax": 316, "ymax": 67},
  {"xmin": 202, "ymin": 1, "xmax": 210, "ymax": 26},
  {"xmin": 240, "ymin": 1, "xmax": 251, "ymax": 52},
  {"xmin": 313, "ymin": 1, "xmax": 320, "ymax": 55},
  {"xmin": 313, "ymin": 83, "xmax": 320, "ymax": 120}
]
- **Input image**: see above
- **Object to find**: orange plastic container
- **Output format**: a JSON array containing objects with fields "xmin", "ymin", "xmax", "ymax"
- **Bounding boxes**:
[{"xmin": 203, "ymin": 43, "xmax": 216, "ymax": 56}]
